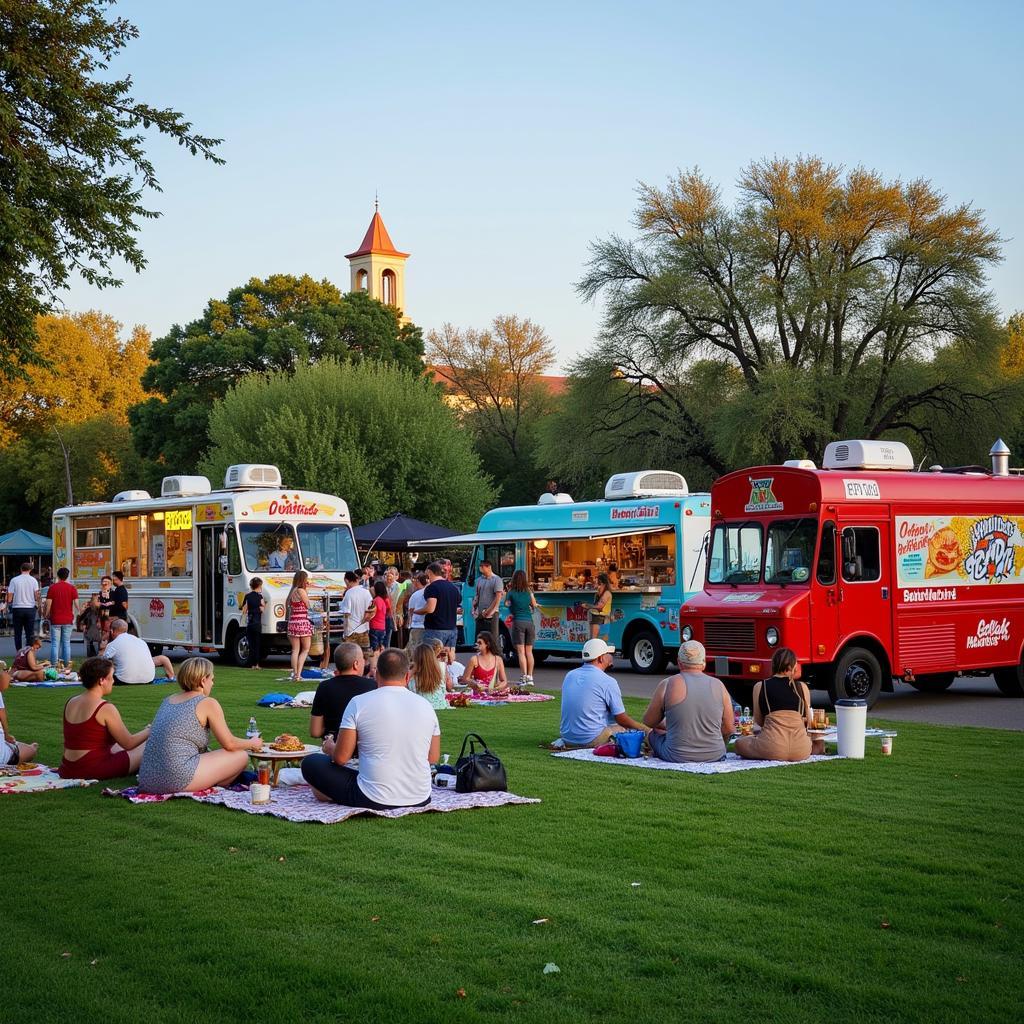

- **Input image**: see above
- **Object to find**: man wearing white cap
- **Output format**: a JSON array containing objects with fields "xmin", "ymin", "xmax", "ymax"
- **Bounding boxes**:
[
  {"xmin": 642, "ymin": 640, "xmax": 734, "ymax": 762},
  {"xmin": 554, "ymin": 638, "xmax": 646, "ymax": 749}
]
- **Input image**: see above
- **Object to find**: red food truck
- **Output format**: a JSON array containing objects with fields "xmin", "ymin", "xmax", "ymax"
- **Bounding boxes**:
[{"xmin": 680, "ymin": 439, "xmax": 1024, "ymax": 706}]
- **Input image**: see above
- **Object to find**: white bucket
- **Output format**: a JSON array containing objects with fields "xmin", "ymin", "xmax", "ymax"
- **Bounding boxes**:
[{"xmin": 835, "ymin": 698, "xmax": 867, "ymax": 759}]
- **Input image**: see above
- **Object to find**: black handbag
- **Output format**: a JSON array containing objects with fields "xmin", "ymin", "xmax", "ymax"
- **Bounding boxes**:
[{"xmin": 454, "ymin": 732, "xmax": 507, "ymax": 793}]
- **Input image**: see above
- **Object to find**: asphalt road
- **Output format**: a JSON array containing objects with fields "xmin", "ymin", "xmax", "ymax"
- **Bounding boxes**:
[{"xmin": 5, "ymin": 634, "xmax": 1021, "ymax": 731}]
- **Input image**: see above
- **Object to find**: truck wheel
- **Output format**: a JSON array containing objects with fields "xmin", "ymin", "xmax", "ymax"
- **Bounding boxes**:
[
  {"xmin": 498, "ymin": 626, "xmax": 517, "ymax": 667},
  {"xmin": 993, "ymin": 665, "xmax": 1024, "ymax": 697},
  {"xmin": 829, "ymin": 647, "xmax": 883, "ymax": 708},
  {"xmin": 909, "ymin": 673, "xmax": 955, "ymax": 693},
  {"xmin": 532, "ymin": 651, "xmax": 549, "ymax": 666},
  {"xmin": 226, "ymin": 625, "xmax": 253, "ymax": 667},
  {"xmin": 628, "ymin": 629, "xmax": 665, "ymax": 674}
]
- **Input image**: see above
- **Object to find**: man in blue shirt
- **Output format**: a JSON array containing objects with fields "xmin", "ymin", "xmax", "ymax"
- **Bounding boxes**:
[{"xmin": 556, "ymin": 639, "xmax": 646, "ymax": 748}]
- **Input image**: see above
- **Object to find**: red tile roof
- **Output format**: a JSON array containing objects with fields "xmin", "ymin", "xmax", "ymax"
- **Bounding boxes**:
[{"xmin": 345, "ymin": 211, "xmax": 410, "ymax": 259}]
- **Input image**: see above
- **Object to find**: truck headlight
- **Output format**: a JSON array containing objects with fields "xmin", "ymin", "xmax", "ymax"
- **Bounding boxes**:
[
  {"xmin": 766, "ymin": 627, "xmax": 779, "ymax": 647},
  {"xmin": 681, "ymin": 625, "xmax": 693, "ymax": 642}
]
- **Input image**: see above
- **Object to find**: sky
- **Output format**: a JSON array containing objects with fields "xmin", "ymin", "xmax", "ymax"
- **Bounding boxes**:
[{"xmin": 61, "ymin": 0, "xmax": 1024, "ymax": 371}]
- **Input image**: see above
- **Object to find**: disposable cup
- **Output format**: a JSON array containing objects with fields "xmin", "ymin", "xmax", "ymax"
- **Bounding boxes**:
[
  {"xmin": 881, "ymin": 735, "xmax": 893, "ymax": 756},
  {"xmin": 250, "ymin": 782, "xmax": 271, "ymax": 804}
]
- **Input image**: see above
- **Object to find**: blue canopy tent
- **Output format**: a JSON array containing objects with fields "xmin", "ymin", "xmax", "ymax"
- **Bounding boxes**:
[{"xmin": 0, "ymin": 528, "xmax": 53, "ymax": 586}]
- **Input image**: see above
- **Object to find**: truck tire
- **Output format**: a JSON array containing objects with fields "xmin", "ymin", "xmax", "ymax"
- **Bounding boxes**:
[
  {"xmin": 829, "ymin": 646, "xmax": 883, "ymax": 708},
  {"xmin": 909, "ymin": 673, "xmax": 956, "ymax": 693},
  {"xmin": 532, "ymin": 650, "xmax": 549, "ymax": 666},
  {"xmin": 498, "ymin": 625, "xmax": 517, "ymax": 667},
  {"xmin": 993, "ymin": 665, "xmax": 1024, "ymax": 697},
  {"xmin": 627, "ymin": 628, "xmax": 665, "ymax": 674},
  {"xmin": 224, "ymin": 624, "xmax": 254, "ymax": 667}
]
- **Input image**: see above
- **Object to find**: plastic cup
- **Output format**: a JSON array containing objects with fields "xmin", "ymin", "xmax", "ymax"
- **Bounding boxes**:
[
  {"xmin": 881, "ymin": 735, "xmax": 893, "ymax": 756},
  {"xmin": 257, "ymin": 765, "xmax": 270, "ymax": 786}
]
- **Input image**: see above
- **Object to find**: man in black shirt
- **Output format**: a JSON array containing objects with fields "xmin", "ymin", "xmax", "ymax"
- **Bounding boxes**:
[
  {"xmin": 110, "ymin": 570, "xmax": 133, "ymax": 634},
  {"xmin": 421, "ymin": 561, "xmax": 461, "ymax": 659},
  {"xmin": 309, "ymin": 642, "xmax": 376, "ymax": 741}
]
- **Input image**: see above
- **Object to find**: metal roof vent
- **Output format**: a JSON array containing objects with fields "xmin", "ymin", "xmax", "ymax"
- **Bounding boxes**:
[
  {"xmin": 604, "ymin": 470, "xmax": 688, "ymax": 500},
  {"xmin": 112, "ymin": 490, "xmax": 151, "ymax": 502},
  {"xmin": 224, "ymin": 464, "xmax": 283, "ymax": 489},
  {"xmin": 161, "ymin": 475, "xmax": 212, "ymax": 498},
  {"xmin": 822, "ymin": 440, "xmax": 914, "ymax": 472},
  {"xmin": 990, "ymin": 439, "xmax": 1011, "ymax": 477}
]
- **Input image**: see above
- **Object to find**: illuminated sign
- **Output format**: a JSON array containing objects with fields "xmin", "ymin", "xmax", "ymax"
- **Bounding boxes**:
[{"xmin": 166, "ymin": 510, "xmax": 193, "ymax": 531}]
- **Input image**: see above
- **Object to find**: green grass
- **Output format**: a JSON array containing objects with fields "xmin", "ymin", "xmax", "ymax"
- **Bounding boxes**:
[{"xmin": 5, "ymin": 667, "xmax": 1023, "ymax": 1024}]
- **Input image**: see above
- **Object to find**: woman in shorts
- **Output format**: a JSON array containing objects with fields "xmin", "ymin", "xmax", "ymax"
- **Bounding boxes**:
[
  {"xmin": 286, "ymin": 570, "xmax": 313, "ymax": 681},
  {"xmin": 368, "ymin": 581, "xmax": 390, "ymax": 653},
  {"xmin": 504, "ymin": 570, "xmax": 538, "ymax": 685},
  {"xmin": 138, "ymin": 657, "xmax": 263, "ymax": 794},
  {"xmin": 58, "ymin": 656, "xmax": 150, "ymax": 779},
  {"xmin": 588, "ymin": 573, "xmax": 613, "ymax": 640}
]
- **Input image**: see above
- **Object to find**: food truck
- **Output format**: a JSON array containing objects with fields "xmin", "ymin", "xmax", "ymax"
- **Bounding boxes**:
[
  {"xmin": 680, "ymin": 439, "xmax": 1024, "ymax": 706},
  {"xmin": 52, "ymin": 464, "xmax": 359, "ymax": 665},
  {"xmin": 415, "ymin": 472, "xmax": 710, "ymax": 672}
]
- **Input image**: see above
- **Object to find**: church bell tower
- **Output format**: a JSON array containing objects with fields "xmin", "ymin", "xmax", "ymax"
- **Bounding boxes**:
[{"xmin": 345, "ymin": 202, "xmax": 410, "ymax": 321}]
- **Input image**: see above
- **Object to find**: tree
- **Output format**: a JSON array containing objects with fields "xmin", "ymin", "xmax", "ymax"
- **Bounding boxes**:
[
  {"xmin": 129, "ymin": 275, "xmax": 425, "ymax": 472},
  {"xmin": 0, "ymin": 0, "xmax": 223, "ymax": 372},
  {"xmin": 577, "ymin": 157, "xmax": 1007, "ymax": 468},
  {"xmin": 198, "ymin": 360, "xmax": 495, "ymax": 530},
  {"xmin": 427, "ymin": 315, "xmax": 556, "ymax": 503},
  {"xmin": 0, "ymin": 311, "xmax": 150, "ymax": 444}
]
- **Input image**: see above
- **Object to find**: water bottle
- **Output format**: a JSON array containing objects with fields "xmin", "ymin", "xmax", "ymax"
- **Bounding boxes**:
[
  {"xmin": 246, "ymin": 716, "xmax": 258, "ymax": 740},
  {"xmin": 442, "ymin": 753, "xmax": 450, "ymax": 766}
]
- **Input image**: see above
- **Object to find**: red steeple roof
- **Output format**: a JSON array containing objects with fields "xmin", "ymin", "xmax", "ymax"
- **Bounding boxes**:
[{"xmin": 345, "ymin": 209, "xmax": 409, "ymax": 259}]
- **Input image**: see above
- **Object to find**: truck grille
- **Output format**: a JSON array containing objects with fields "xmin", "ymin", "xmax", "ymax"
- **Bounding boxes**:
[{"xmin": 704, "ymin": 618, "xmax": 756, "ymax": 652}]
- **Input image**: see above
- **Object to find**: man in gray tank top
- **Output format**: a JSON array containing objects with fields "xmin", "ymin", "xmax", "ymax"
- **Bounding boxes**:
[{"xmin": 642, "ymin": 641, "xmax": 735, "ymax": 762}]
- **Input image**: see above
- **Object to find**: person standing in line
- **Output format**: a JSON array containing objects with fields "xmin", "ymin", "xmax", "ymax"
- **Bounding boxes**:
[
  {"xmin": 110, "ymin": 571, "xmax": 131, "ymax": 632},
  {"xmin": 44, "ymin": 567, "xmax": 80, "ymax": 668},
  {"xmin": 394, "ymin": 570, "xmax": 412, "ymax": 649},
  {"xmin": 368, "ymin": 581, "xmax": 391, "ymax": 655},
  {"xmin": 98, "ymin": 574, "xmax": 116, "ymax": 619},
  {"xmin": 383, "ymin": 566, "xmax": 399, "ymax": 648},
  {"xmin": 339, "ymin": 570, "xmax": 374, "ymax": 655},
  {"xmin": 404, "ymin": 573, "xmax": 429, "ymax": 651},
  {"xmin": 77, "ymin": 594, "xmax": 105, "ymax": 658},
  {"xmin": 286, "ymin": 570, "xmax": 313, "ymax": 681},
  {"xmin": 421, "ymin": 561, "xmax": 461, "ymax": 660},
  {"xmin": 505, "ymin": 569, "xmax": 538, "ymax": 685},
  {"xmin": 471, "ymin": 560, "xmax": 504, "ymax": 651},
  {"xmin": 8, "ymin": 562, "xmax": 40, "ymax": 650},
  {"xmin": 243, "ymin": 577, "xmax": 266, "ymax": 671},
  {"xmin": 588, "ymin": 572, "xmax": 613, "ymax": 640}
]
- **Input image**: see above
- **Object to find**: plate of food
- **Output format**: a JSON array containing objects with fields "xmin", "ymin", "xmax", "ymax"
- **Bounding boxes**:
[{"xmin": 263, "ymin": 733, "xmax": 308, "ymax": 753}]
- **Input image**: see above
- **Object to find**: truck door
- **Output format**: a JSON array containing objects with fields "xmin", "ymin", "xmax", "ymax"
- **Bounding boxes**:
[
  {"xmin": 810, "ymin": 519, "xmax": 840, "ymax": 661},
  {"xmin": 835, "ymin": 514, "xmax": 893, "ymax": 654},
  {"xmin": 198, "ymin": 525, "xmax": 226, "ymax": 644}
]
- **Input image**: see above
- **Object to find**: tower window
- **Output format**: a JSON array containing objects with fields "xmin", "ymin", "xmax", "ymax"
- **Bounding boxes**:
[
  {"xmin": 382, "ymin": 269, "xmax": 396, "ymax": 306},
  {"xmin": 356, "ymin": 269, "xmax": 368, "ymax": 291}
]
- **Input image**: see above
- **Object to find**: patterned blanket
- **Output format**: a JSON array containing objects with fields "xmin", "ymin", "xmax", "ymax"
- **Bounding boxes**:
[
  {"xmin": 105, "ymin": 781, "xmax": 540, "ymax": 822},
  {"xmin": 553, "ymin": 748, "xmax": 841, "ymax": 774},
  {"xmin": 0, "ymin": 764, "xmax": 97, "ymax": 794},
  {"xmin": 448, "ymin": 692, "xmax": 555, "ymax": 707}
]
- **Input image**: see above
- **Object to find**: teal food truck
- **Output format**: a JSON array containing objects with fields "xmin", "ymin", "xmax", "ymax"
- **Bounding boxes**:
[{"xmin": 417, "ymin": 472, "xmax": 710, "ymax": 672}]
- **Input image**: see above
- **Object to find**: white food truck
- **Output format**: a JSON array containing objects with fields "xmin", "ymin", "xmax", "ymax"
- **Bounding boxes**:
[{"xmin": 52, "ymin": 464, "xmax": 359, "ymax": 665}]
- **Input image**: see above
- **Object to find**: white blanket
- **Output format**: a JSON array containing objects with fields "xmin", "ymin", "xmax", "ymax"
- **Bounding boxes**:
[{"xmin": 553, "ymin": 749, "xmax": 840, "ymax": 774}]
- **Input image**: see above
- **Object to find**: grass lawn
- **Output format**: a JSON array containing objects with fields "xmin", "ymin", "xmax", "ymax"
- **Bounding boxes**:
[{"xmin": 4, "ymin": 666, "xmax": 1023, "ymax": 1024}]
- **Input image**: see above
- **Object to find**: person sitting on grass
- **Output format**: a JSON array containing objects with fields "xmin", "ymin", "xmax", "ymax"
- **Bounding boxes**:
[
  {"xmin": 101, "ymin": 619, "xmax": 176, "ymax": 684},
  {"xmin": 57, "ymin": 657, "xmax": 150, "ymax": 780},
  {"xmin": 301, "ymin": 648, "xmax": 440, "ymax": 809},
  {"xmin": 734, "ymin": 647, "xmax": 825, "ymax": 761},
  {"xmin": 554, "ymin": 639, "xmax": 646, "ymax": 749},
  {"xmin": 642, "ymin": 641, "xmax": 734, "ymax": 763},
  {"xmin": 138, "ymin": 657, "xmax": 262, "ymax": 794},
  {"xmin": 10, "ymin": 635, "xmax": 50, "ymax": 682},
  {"xmin": 429, "ymin": 637, "xmax": 464, "ymax": 689},
  {"xmin": 464, "ymin": 632, "xmax": 509, "ymax": 697},
  {"xmin": 309, "ymin": 642, "xmax": 375, "ymax": 743},
  {"xmin": 0, "ymin": 667, "xmax": 39, "ymax": 766},
  {"xmin": 408, "ymin": 642, "xmax": 451, "ymax": 711}
]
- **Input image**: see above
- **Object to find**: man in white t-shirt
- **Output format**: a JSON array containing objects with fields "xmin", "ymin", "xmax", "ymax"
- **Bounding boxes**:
[
  {"xmin": 404, "ymin": 573, "xmax": 428, "ymax": 651},
  {"xmin": 101, "ymin": 619, "xmax": 175, "ymax": 684},
  {"xmin": 339, "ymin": 571, "xmax": 373, "ymax": 651},
  {"xmin": 301, "ymin": 647, "xmax": 440, "ymax": 808},
  {"xmin": 7, "ymin": 562, "xmax": 40, "ymax": 650}
]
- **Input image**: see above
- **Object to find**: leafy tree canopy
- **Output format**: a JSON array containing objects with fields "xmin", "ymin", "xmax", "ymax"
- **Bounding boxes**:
[
  {"xmin": 576, "ymin": 156, "xmax": 1008, "ymax": 468},
  {"xmin": 130, "ymin": 274, "xmax": 425, "ymax": 472},
  {"xmin": 199, "ymin": 360, "xmax": 495, "ymax": 530},
  {"xmin": 0, "ymin": 0, "xmax": 222, "ymax": 373}
]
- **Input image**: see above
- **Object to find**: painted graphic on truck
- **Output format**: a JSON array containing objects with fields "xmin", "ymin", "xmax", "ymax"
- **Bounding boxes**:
[{"xmin": 896, "ymin": 514, "xmax": 1024, "ymax": 587}]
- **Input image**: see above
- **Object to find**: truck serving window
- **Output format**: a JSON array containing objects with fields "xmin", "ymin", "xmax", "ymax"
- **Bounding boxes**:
[
  {"xmin": 841, "ymin": 527, "xmax": 881, "ymax": 582},
  {"xmin": 708, "ymin": 523, "xmax": 762, "ymax": 584},
  {"xmin": 764, "ymin": 519, "xmax": 817, "ymax": 584}
]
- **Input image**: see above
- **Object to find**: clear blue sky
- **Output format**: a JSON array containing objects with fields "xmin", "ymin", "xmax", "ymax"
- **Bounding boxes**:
[{"xmin": 62, "ymin": 0, "xmax": 1024, "ymax": 370}]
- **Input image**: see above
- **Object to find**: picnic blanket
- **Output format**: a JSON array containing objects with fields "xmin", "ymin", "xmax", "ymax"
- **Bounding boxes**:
[
  {"xmin": 103, "ymin": 784, "xmax": 246, "ymax": 803},
  {"xmin": 553, "ymin": 748, "xmax": 840, "ymax": 774},
  {"xmin": 258, "ymin": 691, "xmax": 316, "ymax": 708},
  {"xmin": 11, "ymin": 679, "xmax": 80, "ymax": 688},
  {"xmin": 104, "ymin": 781, "xmax": 539, "ymax": 822},
  {"xmin": 0, "ymin": 764, "xmax": 97, "ymax": 794},
  {"xmin": 448, "ymin": 692, "xmax": 555, "ymax": 707}
]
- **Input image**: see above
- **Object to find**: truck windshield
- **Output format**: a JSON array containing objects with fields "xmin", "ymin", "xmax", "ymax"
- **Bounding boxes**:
[
  {"xmin": 708, "ymin": 523, "xmax": 763, "ymax": 584},
  {"xmin": 239, "ymin": 524, "xmax": 298, "ymax": 572},
  {"xmin": 297, "ymin": 524, "xmax": 358, "ymax": 572},
  {"xmin": 764, "ymin": 518, "xmax": 818, "ymax": 584}
]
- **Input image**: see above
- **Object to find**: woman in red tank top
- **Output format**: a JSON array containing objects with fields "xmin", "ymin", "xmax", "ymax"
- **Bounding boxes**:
[
  {"xmin": 464, "ymin": 633, "xmax": 509, "ymax": 697},
  {"xmin": 58, "ymin": 656, "xmax": 151, "ymax": 779}
]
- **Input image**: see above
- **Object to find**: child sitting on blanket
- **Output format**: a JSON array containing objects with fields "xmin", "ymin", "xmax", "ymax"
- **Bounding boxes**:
[
  {"xmin": 0, "ymin": 668, "xmax": 39, "ymax": 765},
  {"xmin": 429, "ymin": 638, "xmax": 465, "ymax": 690}
]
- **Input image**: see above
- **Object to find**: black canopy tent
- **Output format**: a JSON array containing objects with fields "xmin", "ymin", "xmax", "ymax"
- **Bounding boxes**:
[{"xmin": 353, "ymin": 513, "xmax": 458, "ymax": 559}]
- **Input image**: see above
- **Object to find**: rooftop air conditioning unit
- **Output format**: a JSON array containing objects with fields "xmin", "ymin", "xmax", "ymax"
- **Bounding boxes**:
[
  {"xmin": 822, "ymin": 440, "xmax": 914, "ymax": 472},
  {"xmin": 538, "ymin": 492, "xmax": 574, "ymax": 505},
  {"xmin": 112, "ymin": 490, "xmax": 151, "ymax": 502},
  {"xmin": 604, "ymin": 470, "xmax": 688, "ymax": 501},
  {"xmin": 783, "ymin": 459, "xmax": 817, "ymax": 470},
  {"xmin": 224, "ymin": 464, "xmax": 283, "ymax": 489},
  {"xmin": 161, "ymin": 475, "xmax": 212, "ymax": 498}
]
